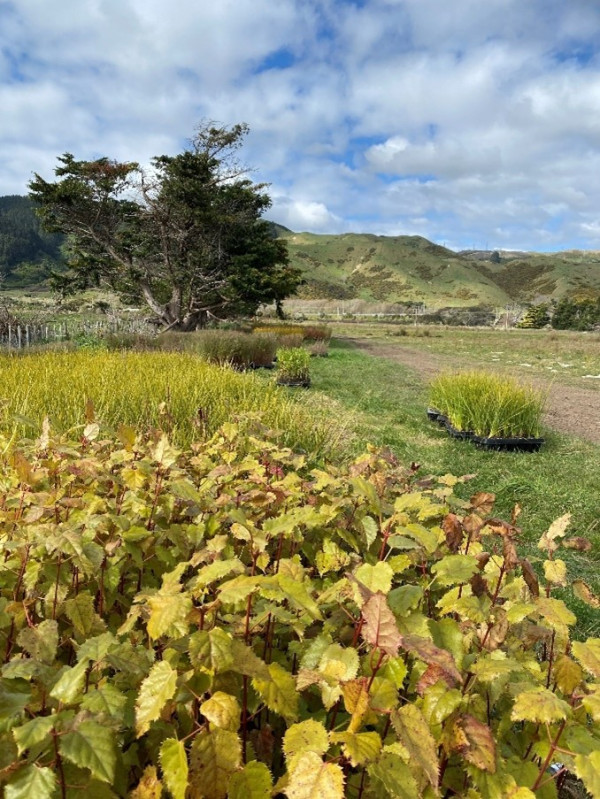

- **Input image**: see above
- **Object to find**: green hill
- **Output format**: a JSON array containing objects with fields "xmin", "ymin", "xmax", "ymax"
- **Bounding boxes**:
[
  {"xmin": 277, "ymin": 231, "xmax": 600, "ymax": 308},
  {"xmin": 0, "ymin": 195, "xmax": 64, "ymax": 285}
]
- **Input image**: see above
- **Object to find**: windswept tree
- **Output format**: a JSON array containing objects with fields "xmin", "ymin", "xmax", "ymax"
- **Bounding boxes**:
[{"xmin": 29, "ymin": 123, "xmax": 300, "ymax": 329}]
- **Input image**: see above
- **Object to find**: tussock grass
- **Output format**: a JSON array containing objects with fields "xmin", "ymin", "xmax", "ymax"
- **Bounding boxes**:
[
  {"xmin": 430, "ymin": 370, "xmax": 546, "ymax": 438},
  {"xmin": 0, "ymin": 351, "xmax": 348, "ymax": 457}
]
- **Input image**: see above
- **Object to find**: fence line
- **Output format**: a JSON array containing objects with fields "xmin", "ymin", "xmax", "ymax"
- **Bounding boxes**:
[{"xmin": 0, "ymin": 318, "xmax": 155, "ymax": 350}]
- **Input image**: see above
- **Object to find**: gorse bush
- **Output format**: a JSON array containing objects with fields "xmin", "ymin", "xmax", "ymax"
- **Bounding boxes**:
[
  {"xmin": 0, "ymin": 424, "xmax": 598, "ymax": 797},
  {"xmin": 0, "ymin": 351, "xmax": 345, "ymax": 456},
  {"xmin": 430, "ymin": 371, "xmax": 546, "ymax": 439}
]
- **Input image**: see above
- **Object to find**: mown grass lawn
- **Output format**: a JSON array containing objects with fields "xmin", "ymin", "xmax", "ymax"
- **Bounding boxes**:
[{"xmin": 305, "ymin": 340, "xmax": 600, "ymax": 637}]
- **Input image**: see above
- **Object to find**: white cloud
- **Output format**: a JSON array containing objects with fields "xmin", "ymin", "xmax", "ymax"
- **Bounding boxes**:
[{"xmin": 1, "ymin": 0, "xmax": 600, "ymax": 249}]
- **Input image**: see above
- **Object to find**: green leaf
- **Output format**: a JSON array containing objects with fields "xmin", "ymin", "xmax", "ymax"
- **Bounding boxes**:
[
  {"xmin": 64, "ymin": 592, "xmax": 99, "ymax": 637},
  {"xmin": 60, "ymin": 720, "xmax": 117, "ymax": 783},
  {"xmin": 574, "ymin": 751, "xmax": 600, "ymax": 799},
  {"xmin": 5, "ymin": 765, "xmax": 57, "ymax": 799},
  {"xmin": 318, "ymin": 644, "xmax": 359, "ymax": 682},
  {"xmin": 228, "ymin": 761, "xmax": 273, "ymax": 799},
  {"xmin": 283, "ymin": 720, "xmax": 329, "ymax": 762},
  {"xmin": 582, "ymin": 691, "xmax": 600, "ymax": 721},
  {"xmin": 77, "ymin": 632, "xmax": 116, "ymax": 664},
  {"xmin": 572, "ymin": 639, "xmax": 600, "ymax": 678},
  {"xmin": 16, "ymin": 619, "xmax": 58, "ymax": 664},
  {"xmin": 553, "ymin": 655, "xmax": 583, "ymax": 696},
  {"xmin": 0, "ymin": 679, "xmax": 31, "ymax": 717},
  {"xmin": 13, "ymin": 715, "xmax": 56, "ymax": 755},
  {"xmin": 189, "ymin": 728, "xmax": 241, "ymax": 799},
  {"xmin": 200, "ymin": 691, "xmax": 240, "ymax": 731},
  {"xmin": 189, "ymin": 628, "xmax": 234, "ymax": 674},
  {"xmin": 160, "ymin": 737, "xmax": 188, "ymax": 799},
  {"xmin": 368, "ymin": 748, "xmax": 417, "ymax": 799},
  {"xmin": 193, "ymin": 558, "xmax": 245, "ymax": 591},
  {"xmin": 278, "ymin": 574, "xmax": 322, "ymax": 620},
  {"xmin": 431, "ymin": 554, "xmax": 479, "ymax": 586},
  {"xmin": 253, "ymin": 662, "xmax": 299, "ymax": 722},
  {"xmin": 50, "ymin": 660, "xmax": 88, "ymax": 704},
  {"xmin": 391, "ymin": 704, "xmax": 439, "ymax": 788},
  {"xmin": 81, "ymin": 683, "xmax": 128, "ymax": 722},
  {"xmin": 229, "ymin": 639, "xmax": 270, "ymax": 680},
  {"xmin": 136, "ymin": 660, "xmax": 178, "ymax": 737},
  {"xmin": 535, "ymin": 597, "xmax": 576, "ymax": 631},
  {"xmin": 511, "ymin": 687, "xmax": 571, "ymax": 724},
  {"xmin": 285, "ymin": 751, "xmax": 344, "ymax": 799},
  {"xmin": 354, "ymin": 562, "xmax": 393, "ymax": 594}
]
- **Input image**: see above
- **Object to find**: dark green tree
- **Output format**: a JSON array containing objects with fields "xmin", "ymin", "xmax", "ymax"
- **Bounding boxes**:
[{"xmin": 29, "ymin": 123, "xmax": 300, "ymax": 329}]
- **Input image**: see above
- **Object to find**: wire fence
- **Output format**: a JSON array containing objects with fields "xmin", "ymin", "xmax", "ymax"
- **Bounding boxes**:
[{"xmin": 0, "ymin": 318, "xmax": 155, "ymax": 350}]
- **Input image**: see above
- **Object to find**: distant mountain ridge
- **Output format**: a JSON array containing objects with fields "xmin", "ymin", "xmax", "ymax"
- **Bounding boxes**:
[
  {"xmin": 2, "ymin": 194, "xmax": 600, "ymax": 306},
  {"xmin": 273, "ymin": 229, "xmax": 600, "ymax": 307}
]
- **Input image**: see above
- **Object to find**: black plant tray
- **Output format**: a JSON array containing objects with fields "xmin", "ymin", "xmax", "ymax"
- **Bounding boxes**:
[
  {"xmin": 444, "ymin": 419, "xmax": 475, "ymax": 441},
  {"xmin": 426, "ymin": 407, "xmax": 441, "ymax": 422},
  {"xmin": 276, "ymin": 377, "xmax": 311, "ymax": 388},
  {"xmin": 473, "ymin": 435, "xmax": 545, "ymax": 452}
]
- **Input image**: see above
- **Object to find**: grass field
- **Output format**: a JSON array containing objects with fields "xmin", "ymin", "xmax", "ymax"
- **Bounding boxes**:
[
  {"xmin": 333, "ymin": 322, "xmax": 600, "ymax": 383},
  {"xmin": 301, "ymin": 339, "xmax": 600, "ymax": 638}
]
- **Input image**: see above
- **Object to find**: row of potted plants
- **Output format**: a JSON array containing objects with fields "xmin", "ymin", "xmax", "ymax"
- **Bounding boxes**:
[{"xmin": 428, "ymin": 370, "xmax": 546, "ymax": 452}]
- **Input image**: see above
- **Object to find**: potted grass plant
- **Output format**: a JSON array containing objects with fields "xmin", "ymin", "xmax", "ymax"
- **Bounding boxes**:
[
  {"xmin": 275, "ymin": 346, "xmax": 311, "ymax": 387},
  {"xmin": 428, "ymin": 371, "xmax": 546, "ymax": 451}
]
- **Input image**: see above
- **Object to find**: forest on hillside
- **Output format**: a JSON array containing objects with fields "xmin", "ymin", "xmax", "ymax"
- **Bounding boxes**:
[{"xmin": 0, "ymin": 195, "xmax": 64, "ymax": 285}]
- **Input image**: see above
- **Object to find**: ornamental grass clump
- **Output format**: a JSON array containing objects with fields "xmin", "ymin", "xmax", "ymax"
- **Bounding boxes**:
[
  {"xmin": 430, "ymin": 370, "xmax": 546, "ymax": 439},
  {"xmin": 276, "ymin": 346, "xmax": 311, "ymax": 385},
  {"xmin": 0, "ymin": 350, "xmax": 343, "ymax": 456},
  {"xmin": 0, "ymin": 425, "xmax": 598, "ymax": 797}
]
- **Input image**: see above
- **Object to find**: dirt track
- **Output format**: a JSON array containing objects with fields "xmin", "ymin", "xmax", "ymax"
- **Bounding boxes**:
[{"xmin": 346, "ymin": 338, "xmax": 600, "ymax": 444}]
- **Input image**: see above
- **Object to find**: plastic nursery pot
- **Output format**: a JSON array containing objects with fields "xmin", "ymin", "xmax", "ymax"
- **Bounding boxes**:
[
  {"xmin": 276, "ymin": 376, "xmax": 311, "ymax": 388},
  {"xmin": 426, "ymin": 407, "xmax": 441, "ymax": 422},
  {"xmin": 473, "ymin": 435, "xmax": 545, "ymax": 453}
]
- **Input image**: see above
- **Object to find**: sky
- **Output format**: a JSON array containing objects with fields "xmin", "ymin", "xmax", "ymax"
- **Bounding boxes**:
[{"xmin": 2, "ymin": 0, "xmax": 600, "ymax": 251}]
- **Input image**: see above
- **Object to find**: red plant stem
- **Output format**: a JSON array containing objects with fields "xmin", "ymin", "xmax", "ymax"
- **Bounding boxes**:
[
  {"xmin": 367, "ymin": 649, "xmax": 385, "ymax": 692},
  {"xmin": 52, "ymin": 555, "xmax": 63, "ymax": 620},
  {"xmin": 531, "ymin": 719, "xmax": 567, "ymax": 791},
  {"xmin": 545, "ymin": 630, "xmax": 556, "ymax": 689}
]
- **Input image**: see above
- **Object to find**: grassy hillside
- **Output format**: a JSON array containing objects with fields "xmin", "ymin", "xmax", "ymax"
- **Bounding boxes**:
[{"xmin": 280, "ymin": 231, "xmax": 600, "ymax": 308}]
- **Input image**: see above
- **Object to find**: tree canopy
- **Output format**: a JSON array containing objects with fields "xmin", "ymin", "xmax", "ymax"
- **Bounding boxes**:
[{"xmin": 29, "ymin": 123, "xmax": 300, "ymax": 329}]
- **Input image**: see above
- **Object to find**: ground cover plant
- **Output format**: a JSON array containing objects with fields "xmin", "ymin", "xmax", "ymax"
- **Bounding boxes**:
[
  {"xmin": 0, "ymin": 422, "xmax": 599, "ymax": 798},
  {"xmin": 306, "ymin": 343, "xmax": 600, "ymax": 639},
  {"xmin": 430, "ymin": 371, "xmax": 546, "ymax": 439},
  {"xmin": 151, "ymin": 330, "xmax": 279, "ymax": 369},
  {"xmin": 0, "ymin": 351, "xmax": 346, "ymax": 457},
  {"xmin": 253, "ymin": 323, "xmax": 331, "ymax": 342}
]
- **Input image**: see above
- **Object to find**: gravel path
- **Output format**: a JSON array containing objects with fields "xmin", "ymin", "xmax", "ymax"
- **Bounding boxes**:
[{"xmin": 346, "ymin": 338, "xmax": 600, "ymax": 444}]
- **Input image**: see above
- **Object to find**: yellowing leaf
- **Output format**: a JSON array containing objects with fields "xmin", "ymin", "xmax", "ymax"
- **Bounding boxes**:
[
  {"xmin": 50, "ymin": 660, "xmax": 88, "ymax": 704},
  {"xmin": 318, "ymin": 644, "xmax": 359, "ymax": 682},
  {"xmin": 228, "ymin": 761, "xmax": 273, "ymax": 799},
  {"xmin": 59, "ymin": 720, "xmax": 117, "ymax": 784},
  {"xmin": 160, "ymin": 738, "xmax": 188, "ymax": 799},
  {"xmin": 278, "ymin": 574, "xmax": 322, "ymax": 620},
  {"xmin": 391, "ymin": 704, "xmax": 439, "ymax": 787},
  {"xmin": 538, "ymin": 513, "xmax": 571, "ymax": 554},
  {"xmin": 511, "ymin": 687, "xmax": 571, "ymax": 724},
  {"xmin": 136, "ymin": 660, "xmax": 178, "ymax": 737},
  {"xmin": 189, "ymin": 728, "xmax": 241, "ymax": 799},
  {"xmin": 285, "ymin": 751, "xmax": 344, "ymax": 799},
  {"xmin": 147, "ymin": 588, "xmax": 192, "ymax": 639},
  {"xmin": 332, "ymin": 731, "xmax": 382, "ymax": 767},
  {"xmin": 470, "ymin": 652, "xmax": 523, "ymax": 683},
  {"xmin": 130, "ymin": 765, "xmax": 162, "ymax": 799},
  {"xmin": 543, "ymin": 559, "xmax": 567, "ymax": 586},
  {"xmin": 16, "ymin": 619, "xmax": 58, "ymax": 664},
  {"xmin": 200, "ymin": 692, "xmax": 240, "ymax": 732},
  {"xmin": 574, "ymin": 751, "xmax": 600, "ymax": 799},
  {"xmin": 535, "ymin": 596, "xmax": 576, "ymax": 631},
  {"xmin": 189, "ymin": 628, "xmax": 234, "ymax": 674},
  {"xmin": 572, "ymin": 639, "xmax": 600, "ymax": 678},
  {"xmin": 368, "ymin": 749, "xmax": 417, "ymax": 799},
  {"xmin": 582, "ymin": 691, "xmax": 600, "ymax": 721},
  {"xmin": 5, "ymin": 765, "xmax": 57, "ymax": 799},
  {"xmin": 253, "ymin": 662, "xmax": 299, "ymax": 722},
  {"xmin": 553, "ymin": 655, "xmax": 583, "ymax": 696},
  {"xmin": 283, "ymin": 720, "xmax": 329, "ymax": 761},
  {"xmin": 64, "ymin": 591, "xmax": 99, "ymax": 637}
]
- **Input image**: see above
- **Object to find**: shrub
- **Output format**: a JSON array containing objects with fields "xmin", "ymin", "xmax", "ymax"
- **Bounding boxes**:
[
  {"xmin": 0, "ymin": 426, "xmax": 597, "ymax": 797},
  {"xmin": 276, "ymin": 346, "xmax": 311, "ymax": 382},
  {"xmin": 430, "ymin": 371, "xmax": 546, "ymax": 438}
]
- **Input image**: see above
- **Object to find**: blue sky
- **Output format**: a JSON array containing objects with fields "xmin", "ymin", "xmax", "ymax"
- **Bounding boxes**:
[{"xmin": 2, "ymin": 0, "xmax": 600, "ymax": 251}]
